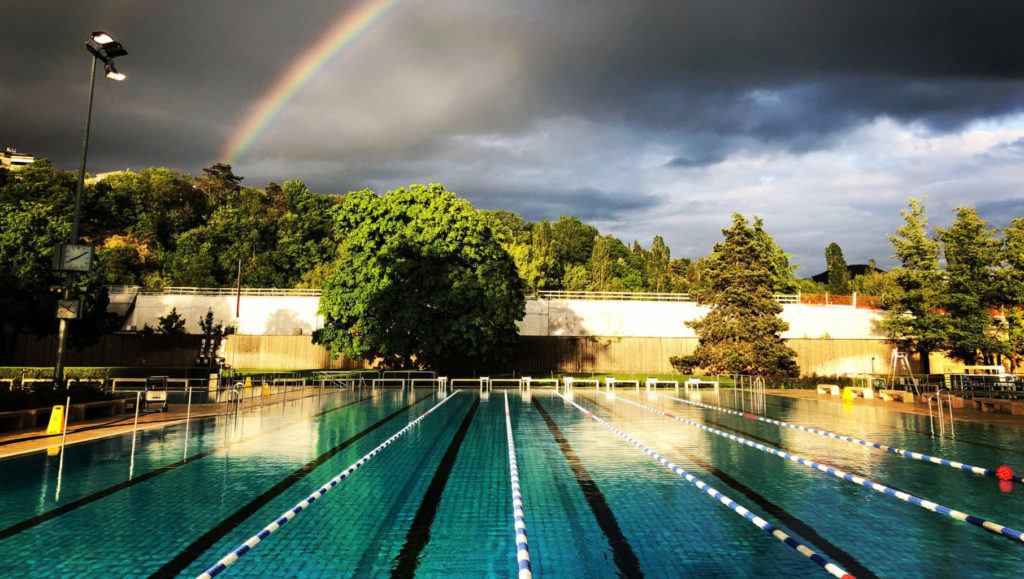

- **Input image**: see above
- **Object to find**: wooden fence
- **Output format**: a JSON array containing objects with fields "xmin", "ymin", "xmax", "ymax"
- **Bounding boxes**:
[
  {"xmin": 222, "ymin": 335, "xmax": 368, "ymax": 370},
  {"xmin": 512, "ymin": 336, "xmax": 926, "ymax": 375},
  {"xmin": 1, "ymin": 333, "xmax": 205, "ymax": 367}
]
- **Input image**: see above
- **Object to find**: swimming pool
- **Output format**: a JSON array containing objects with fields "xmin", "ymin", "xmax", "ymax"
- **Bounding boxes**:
[{"xmin": 1, "ymin": 386, "xmax": 1022, "ymax": 577}]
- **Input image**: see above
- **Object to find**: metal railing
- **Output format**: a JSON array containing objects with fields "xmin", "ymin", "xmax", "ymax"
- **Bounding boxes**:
[
  {"xmin": 108, "ymin": 285, "xmax": 322, "ymax": 297},
  {"xmin": 535, "ymin": 290, "xmax": 803, "ymax": 304},
  {"xmin": 108, "ymin": 285, "xmax": 885, "ymax": 308}
]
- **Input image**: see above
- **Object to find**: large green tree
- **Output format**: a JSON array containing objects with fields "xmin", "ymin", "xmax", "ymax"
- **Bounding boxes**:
[
  {"xmin": 313, "ymin": 184, "xmax": 525, "ymax": 370},
  {"xmin": 0, "ymin": 201, "xmax": 69, "ymax": 356},
  {"xmin": 937, "ymin": 207, "xmax": 1002, "ymax": 364},
  {"xmin": 825, "ymin": 242, "xmax": 851, "ymax": 294},
  {"xmin": 672, "ymin": 214, "xmax": 797, "ymax": 376},
  {"xmin": 880, "ymin": 198, "xmax": 949, "ymax": 373},
  {"xmin": 1001, "ymin": 218, "xmax": 1024, "ymax": 370},
  {"xmin": 753, "ymin": 217, "xmax": 801, "ymax": 293}
]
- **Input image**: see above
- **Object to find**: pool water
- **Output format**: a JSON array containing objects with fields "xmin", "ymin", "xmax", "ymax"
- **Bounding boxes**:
[{"xmin": 1, "ymin": 387, "xmax": 1023, "ymax": 577}]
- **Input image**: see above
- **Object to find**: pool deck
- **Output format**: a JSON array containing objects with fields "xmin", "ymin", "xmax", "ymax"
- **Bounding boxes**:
[
  {"xmin": 2, "ymin": 387, "xmax": 1022, "ymax": 461},
  {"xmin": 0, "ymin": 389, "xmax": 329, "ymax": 461},
  {"xmin": 769, "ymin": 388, "xmax": 1024, "ymax": 429}
]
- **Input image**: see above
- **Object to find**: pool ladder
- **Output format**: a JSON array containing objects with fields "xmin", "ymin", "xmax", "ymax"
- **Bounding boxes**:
[
  {"xmin": 226, "ymin": 387, "xmax": 244, "ymax": 417},
  {"xmin": 927, "ymin": 389, "xmax": 954, "ymax": 437}
]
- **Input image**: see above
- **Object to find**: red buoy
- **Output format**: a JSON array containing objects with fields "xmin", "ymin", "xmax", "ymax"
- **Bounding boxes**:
[{"xmin": 996, "ymin": 465, "xmax": 1013, "ymax": 481}]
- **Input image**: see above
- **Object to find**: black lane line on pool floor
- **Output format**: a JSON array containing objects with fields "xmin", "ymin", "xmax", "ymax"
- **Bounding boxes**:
[
  {"xmin": 533, "ymin": 396, "xmax": 644, "ymax": 579},
  {"xmin": 582, "ymin": 394, "xmax": 878, "ymax": 579},
  {"xmin": 151, "ymin": 393, "xmax": 436, "ymax": 579},
  {"xmin": 0, "ymin": 393, "xmax": 376, "ymax": 542},
  {"xmin": 390, "ymin": 396, "xmax": 481, "ymax": 578}
]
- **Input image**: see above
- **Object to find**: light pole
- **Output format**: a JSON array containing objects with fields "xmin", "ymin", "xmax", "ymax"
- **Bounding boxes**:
[{"xmin": 53, "ymin": 31, "xmax": 127, "ymax": 387}]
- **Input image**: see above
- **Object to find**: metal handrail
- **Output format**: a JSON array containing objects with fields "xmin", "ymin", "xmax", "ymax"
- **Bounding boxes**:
[
  {"xmin": 535, "ymin": 290, "xmax": 802, "ymax": 304},
  {"xmin": 109, "ymin": 285, "xmax": 323, "ymax": 297},
  {"xmin": 927, "ymin": 390, "xmax": 955, "ymax": 437}
]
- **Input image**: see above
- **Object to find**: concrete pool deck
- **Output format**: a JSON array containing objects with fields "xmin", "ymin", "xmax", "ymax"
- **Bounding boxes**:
[{"xmin": 0, "ymin": 388, "xmax": 335, "ymax": 461}]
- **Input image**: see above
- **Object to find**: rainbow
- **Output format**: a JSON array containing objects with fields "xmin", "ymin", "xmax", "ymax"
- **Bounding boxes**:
[{"xmin": 220, "ymin": 0, "xmax": 407, "ymax": 164}]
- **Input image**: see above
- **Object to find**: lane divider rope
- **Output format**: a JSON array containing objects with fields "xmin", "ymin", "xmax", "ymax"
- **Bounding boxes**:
[
  {"xmin": 197, "ymin": 391, "xmax": 461, "ymax": 579},
  {"xmin": 553, "ymin": 391, "xmax": 854, "ymax": 579},
  {"xmin": 656, "ymin": 392, "xmax": 1023, "ymax": 484},
  {"xmin": 605, "ymin": 393, "xmax": 1024, "ymax": 545},
  {"xmin": 505, "ymin": 392, "xmax": 532, "ymax": 579}
]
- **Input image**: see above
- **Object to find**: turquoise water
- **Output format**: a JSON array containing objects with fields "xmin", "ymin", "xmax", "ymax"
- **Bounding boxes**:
[{"xmin": 1, "ymin": 387, "xmax": 1023, "ymax": 576}]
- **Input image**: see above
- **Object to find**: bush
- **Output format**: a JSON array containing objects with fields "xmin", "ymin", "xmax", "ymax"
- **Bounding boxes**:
[
  {"xmin": 766, "ymin": 374, "xmax": 855, "ymax": 389},
  {"xmin": 0, "ymin": 382, "xmax": 115, "ymax": 411}
]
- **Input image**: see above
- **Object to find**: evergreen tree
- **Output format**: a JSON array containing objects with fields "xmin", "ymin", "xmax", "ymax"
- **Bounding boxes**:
[
  {"xmin": 589, "ymin": 235, "xmax": 614, "ymax": 291},
  {"xmin": 1001, "ymin": 218, "xmax": 1024, "ymax": 370},
  {"xmin": 937, "ymin": 207, "xmax": 1002, "ymax": 364},
  {"xmin": 648, "ymin": 235, "xmax": 671, "ymax": 292},
  {"xmin": 672, "ymin": 214, "xmax": 797, "ymax": 376},
  {"xmin": 752, "ymin": 217, "xmax": 800, "ymax": 293},
  {"xmin": 880, "ymin": 198, "xmax": 949, "ymax": 373},
  {"xmin": 825, "ymin": 242, "xmax": 851, "ymax": 294}
]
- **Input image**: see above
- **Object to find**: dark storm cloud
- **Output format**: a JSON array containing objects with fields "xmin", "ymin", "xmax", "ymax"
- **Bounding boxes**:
[
  {"xmin": 5, "ymin": 0, "xmax": 1024, "ymax": 272},
  {"xmin": 976, "ymin": 198, "xmax": 1024, "ymax": 228},
  {"xmin": 6, "ymin": 0, "xmax": 1024, "ymax": 174},
  {"xmin": 465, "ymin": 185, "xmax": 664, "ymax": 222}
]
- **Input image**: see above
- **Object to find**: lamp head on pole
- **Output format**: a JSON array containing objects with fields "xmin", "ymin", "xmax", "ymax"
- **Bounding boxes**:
[
  {"xmin": 85, "ymin": 31, "xmax": 127, "ymax": 65},
  {"xmin": 104, "ymin": 61, "xmax": 126, "ymax": 81}
]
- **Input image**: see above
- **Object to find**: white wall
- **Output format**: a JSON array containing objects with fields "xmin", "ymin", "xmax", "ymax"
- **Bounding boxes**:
[
  {"xmin": 127, "ymin": 294, "xmax": 321, "ymax": 335},
  {"xmin": 122, "ymin": 294, "xmax": 885, "ymax": 339},
  {"xmin": 521, "ymin": 299, "xmax": 885, "ymax": 339}
]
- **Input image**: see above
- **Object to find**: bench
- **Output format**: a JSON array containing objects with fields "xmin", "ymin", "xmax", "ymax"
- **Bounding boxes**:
[
  {"xmin": 686, "ymin": 378, "xmax": 718, "ymax": 390},
  {"xmin": 817, "ymin": 384, "xmax": 840, "ymax": 395},
  {"xmin": 974, "ymin": 398, "xmax": 1013, "ymax": 414},
  {"xmin": 0, "ymin": 409, "xmax": 36, "ymax": 431},
  {"xmin": 68, "ymin": 399, "xmax": 126, "ymax": 421},
  {"xmin": 880, "ymin": 390, "xmax": 914, "ymax": 403}
]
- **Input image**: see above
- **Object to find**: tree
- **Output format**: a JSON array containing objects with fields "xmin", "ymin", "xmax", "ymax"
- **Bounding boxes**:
[
  {"xmin": 1001, "ymin": 218, "xmax": 1024, "ymax": 370},
  {"xmin": 852, "ymin": 259, "xmax": 900, "ymax": 298},
  {"xmin": 313, "ymin": 184, "xmax": 525, "ymax": 371},
  {"xmin": 196, "ymin": 163, "xmax": 243, "ymax": 207},
  {"xmin": 523, "ymin": 219, "xmax": 559, "ymax": 291},
  {"xmin": 589, "ymin": 235, "xmax": 615, "ymax": 291},
  {"xmin": 880, "ymin": 198, "xmax": 949, "ymax": 373},
  {"xmin": 0, "ymin": 200, "xmax": 69, "ymax": 356},
  {"xmin": 936, "ymin": 207, "xmax": 1002, "ymax": 364},
  {"xmin": 753, "ymin": 217, "xmax": 801, "ymax": 293},
  {"xmin": 825, "ymin": 242, "xmax": 851, "ymax": 294},
  {"xmin": 672, "ymin": 214, "xmax": 797, "ymax": 376},
  {"xmin": 551, "ymin": 216, "xmax": 598, "ymax": 270},
  {"xmin": 648, "ymin": 235, "xmax": 671, "ymax": 292}
]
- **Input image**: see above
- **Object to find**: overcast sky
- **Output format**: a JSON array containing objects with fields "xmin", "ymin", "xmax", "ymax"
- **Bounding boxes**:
[{"xmin": 5, "ymin": 1, "xmax": 1024, "ymax": 273}]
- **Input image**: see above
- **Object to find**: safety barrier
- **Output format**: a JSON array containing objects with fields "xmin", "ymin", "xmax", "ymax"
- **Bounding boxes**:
[
  {"xmin": 520, "ymin": 377, "xmax": 558, "ymax": 392},
  {"xmin": 657, "ymin": 392, "xmax": 1022, "ymax": 484},
  {"xmin": 601, "ymin": 377, "xmax": 639, "ymax": 393},
  {"xmin": 612, "ymin": 394, "xmax": 1024, "ymax": 544},
  {"xmin": 198, "ymin": 391, "xmax": 461, "ymax": 578},
  {"xmin": 552, "ymin": 391, "xmax": 852, "ymax": 578},
  {"xmin": 646, "ymin": 378, "xmax": 679, "ymax": 394},
  {"xmin": 504, "ymin": 392, "xmax": 532, "ymax": 578}
]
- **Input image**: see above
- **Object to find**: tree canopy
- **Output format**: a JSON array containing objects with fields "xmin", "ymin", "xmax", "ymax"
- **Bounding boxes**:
[
  {"xmin": 313, "ymin": 184, "xmax": 525, "ymax": 371},
  {"xmin": 825, "ymin": 242, "xmax": 851, "ymax": 295},
  {"xmin": 672, "ymin": 214, "xmax": 798, "ymax": 376}
]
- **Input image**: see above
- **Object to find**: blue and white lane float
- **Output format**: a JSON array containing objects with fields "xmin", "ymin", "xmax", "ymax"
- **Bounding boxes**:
[
  {"xmin": 553, "ymin": 391, "xmax": 854, "ymax": 579},
  {"xmin": 505, "ymin": 392, "xmax": 532, "ymax": 579},
  {"xmin": 197, "ymin": 391, "xmax": 461, "ymax": 579},
  {"xmin": 606, "ymin": 394, "xmax": 1024, "ymax": 545},
  {"xmin": 657, "ymin": 392, "xmax": 1023, "ymax": 484}
]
